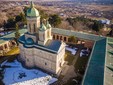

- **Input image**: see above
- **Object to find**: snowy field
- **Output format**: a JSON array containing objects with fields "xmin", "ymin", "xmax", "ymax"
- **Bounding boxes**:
[
  {"xmin": 65, "ymin": 46, "xmax": 78, "ymax": 55},
  {"xmin": 1, "ymin": 60, "xmax": 57, "ymax": 85}
]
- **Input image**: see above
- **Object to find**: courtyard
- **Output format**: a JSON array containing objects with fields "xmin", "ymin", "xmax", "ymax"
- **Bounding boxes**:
[
  {"xmin": 53, "ymin": 43, "xmax": 92, "ymax": 85},
  {"xmin": 0, "ymin": 58, "xmax": 57, "ymax": 85}
]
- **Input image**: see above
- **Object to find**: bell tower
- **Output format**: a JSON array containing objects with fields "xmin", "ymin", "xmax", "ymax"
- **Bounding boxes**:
[{"xmin": 26, "ymin": 1, "xmax": 40, "ymax": 34}]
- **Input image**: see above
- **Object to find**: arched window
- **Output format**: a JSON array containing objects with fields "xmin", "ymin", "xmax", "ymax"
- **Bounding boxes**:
[
  {"xmin": 60, "ymin": 36, "xmax": 62, "ymax": 40},
  {"xmin": 0, "ymin": 46, "xmax": 3, "ymax": 50},
  {"xmin": 48, "ymin": 31, "xmax": 49, "ymax": 38},
  {"xmin": 43, "ymin": 34, "xmax": 45, "ymax": 40},
  {"xmin": 57, "ymin": 35, "xmax": 59, "ymax": 40},
  {"xmin": 64, "ymin": 37, "xmax": 67, "ymax": 41},
  {"xmin": 53, "ymin": 35, "xmax": 55, "ymax": 39},
  {"xmin": 4, "ymin": 44, "xmax": 7, "ymax": 49},
  {"xmin": 29, "ymin": 24, "xmax": 31, "ymax": 32},
  {"xmin": 34, "ymin": 23, "xmax": 36, "ymax": 32}
]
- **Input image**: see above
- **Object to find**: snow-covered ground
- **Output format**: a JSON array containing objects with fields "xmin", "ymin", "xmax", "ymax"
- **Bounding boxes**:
[
  {"xmin": 80, "ymin": 49, "xmax": 89, "ymax": 57},
  {"xmin": 1, "ymin": 60, "xmax": 57, "ymax": 85},
  {"xmin": 66, "ymin": 46, "xmax": 78, "ymax": 55}
]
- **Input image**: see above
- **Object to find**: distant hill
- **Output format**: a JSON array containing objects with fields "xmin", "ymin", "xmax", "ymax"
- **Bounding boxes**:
[{"xmin": 36, "ymin": 0, "xmax": 113, "ymax": 4}]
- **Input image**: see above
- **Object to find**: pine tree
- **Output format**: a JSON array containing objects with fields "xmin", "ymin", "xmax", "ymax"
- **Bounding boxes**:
[{"xmin": 15, "ymin": 24, "xmax": 20, "ymax": 45}]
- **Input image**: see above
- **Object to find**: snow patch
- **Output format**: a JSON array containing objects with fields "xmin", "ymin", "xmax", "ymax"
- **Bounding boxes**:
[
  {"xmin": 66, "ymin": 47, "xmax": 77, "ymax": 55},
  {"xmin": 1, "ymin": 60, "xmax": 57, "ymax": 85}
]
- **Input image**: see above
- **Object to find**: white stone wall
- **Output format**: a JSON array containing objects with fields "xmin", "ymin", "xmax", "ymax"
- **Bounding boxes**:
[
  {"xmin": 56, "ymin": 43, "xmax": 65, "ymax": 73},
  {"xmin": 19, "ymin": 43, "xmax": 26, "ymax": 62},
  {"xmin": 27, "ymin": 17, "xmax": 40, "ymax": 34},
  {"xmin": 33, "ymin": 48, "xmax": 57, "ymax": 73},
  {"xmin": 38, "ymin": 31, "xmax": 48, "ymax": 45},
  {"xmin": 19, "ymin": 41, "xmax": 65, "ymax": 74}
]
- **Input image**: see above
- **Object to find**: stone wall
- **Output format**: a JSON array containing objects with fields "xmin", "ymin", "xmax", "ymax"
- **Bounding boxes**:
[{"xmin": 19, "ymin": 42, "xmax": 65, "ymax": 74}]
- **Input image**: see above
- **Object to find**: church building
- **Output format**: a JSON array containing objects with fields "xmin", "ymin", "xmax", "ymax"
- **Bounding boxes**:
[{"xmin": 18, "ymin": 2, "xmax": 65, "ymax": 74}]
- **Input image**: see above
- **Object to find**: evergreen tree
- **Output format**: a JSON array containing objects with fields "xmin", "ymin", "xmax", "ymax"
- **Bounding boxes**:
[
  {"xmin": 5, "ymin": 17, "xmax": 16, "ymax": 28},
  {"xmin": 92, "ymin": 21, "xmax": 103, "ymax": 32},
  {"xmin": 49, "ymin": 14, "xmax": 61, "ymax": 27},
  {"xmin": 68, "ymin": 36, "xmax": 77, "ymax": 43},
  {"xmin": 15, "ymin": 24, "xmax": 20, "ymax": 45}
]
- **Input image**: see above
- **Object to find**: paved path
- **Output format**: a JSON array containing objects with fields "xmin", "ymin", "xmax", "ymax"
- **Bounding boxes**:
[
  {"xmin": 62, "ymin": 48, "xmax": 82, "ymax": 82},
  {"xmin": 52, "ymin": 48, "xmax": 82, "ymax": 85}
]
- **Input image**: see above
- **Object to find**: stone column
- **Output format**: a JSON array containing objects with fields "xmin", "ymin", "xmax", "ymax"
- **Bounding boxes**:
[{"xmin": 66, "ymin": 37, "xmax": 69, "ymax": 42}]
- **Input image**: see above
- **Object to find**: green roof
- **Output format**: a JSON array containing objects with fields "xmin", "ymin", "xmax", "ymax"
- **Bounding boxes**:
[
  {"xmin": 52, "ymin": 28, "xmax": 105, "ymax": 41},
  {"xmin": 40, "ymin": 23, "xmax": 47, "ymax": 31},
  {"xmin": 19, "ymin": 35, "xmax": 62, "ymax": 53},
  {"xmin": 82, "ymin": 38, "xmax": 106, "ymax": 85},
  {"xmin": 104, "ymin": 37, "xmax": 113, "ymax": 85},
  {"xmin": 0, "ymin": 29, "xmax": 27, "ymax": 44},
  {"xmin": 27, "ymin": 2, "xmax": 39, "ymax": 17}
]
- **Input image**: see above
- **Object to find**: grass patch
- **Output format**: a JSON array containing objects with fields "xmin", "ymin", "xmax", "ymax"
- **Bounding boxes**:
[
  {"xmin": 58, "ymin": 74, "xmax": 64, "ymax": 81},
  {"xmin": 63, "ymin": 76, "xmax": 82, "ymax": 85},
  {"xmin": 74, "ymin": 56, "xmax": 89, "ymax": 74},
  {"xmin": 7, "ymin": 55, "xmax": 17, "ymax": 62},
  {"xmin": 4, "ymin": 47, "xmax": 20, "ymax": 56},
  {"xmin": 64, "ymin": 51, "xmax": 75, "ymax": 65}
]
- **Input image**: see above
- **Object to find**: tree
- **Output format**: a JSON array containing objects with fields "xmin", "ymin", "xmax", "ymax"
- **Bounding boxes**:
[
  {"xmin": 49, "ymin": 14, "xmax": 61, "ymax": 27},
  {"xmin": 68, "ymin": 36, "xmax": 77, "ymax": 43},
  {"xmin": 23, "ymin": 6, "xmax": 29, "ymax": 16},
  {"xmin": 15, "ymin": 15, "xmax": 22, "ymax": 22},
  {"xmin": 20, "ymin": 12, "xmax": 26, "ymax": 24},
  {"xmin": 15, "ymin": 24, "xmax": 20, "ymax": 45},
  {"xmin": 39, "ymin": 10, "xmax": 48, "ymax": 20},
  {"xmin": 5, "ymin": 17, "xmax": 16, "ymax": 28},
  {"xmin": 92, "ymin": 21, "xmax": 104, "ymax": 32}
]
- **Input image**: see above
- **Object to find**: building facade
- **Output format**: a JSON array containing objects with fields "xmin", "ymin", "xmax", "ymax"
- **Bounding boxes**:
[{"xmin": 18, "ymin": 2, "xmax": 65, "ymax": 74}]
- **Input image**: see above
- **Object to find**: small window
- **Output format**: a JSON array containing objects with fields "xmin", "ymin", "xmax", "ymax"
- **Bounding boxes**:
[
  {"xmin": 57, "ymin": 35, "xmax": 59, "ymax": 40},
  {"xmin": 60, "ymin": 36, "xmax": 62, "ymax": 40},
  {"xmin": 27, "ymin": 59, "xmax": 29, "ymax": 62},
  {"xmin": 48, "ymin": 31, "xmax": 49, "ymax": 38},
  {"xmin": 64, "ymin": 37, "xmax": 67, "ymax": 41},
  {"xmin": 29, "ymin": 24, "xmax": 31, "ymax": 32},
  {"xmin": 53, "ymin": 35, "xmax": 55, "ymax": 39},
  {"xmin": 4, "ymin": 44, "xmax": 7, "ymax": 49},
  {"xmin": 34, "ymin": 23, "xmax": 36, "ymax": 32},
  {"xmin": 45, "ymin": 62, "xmax": 47, "ymax": 65}
]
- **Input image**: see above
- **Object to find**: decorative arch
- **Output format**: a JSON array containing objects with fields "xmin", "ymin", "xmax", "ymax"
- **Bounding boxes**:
[{"xmin": 57, "ymin": 35, "xmax": 59, "ymax": 40}]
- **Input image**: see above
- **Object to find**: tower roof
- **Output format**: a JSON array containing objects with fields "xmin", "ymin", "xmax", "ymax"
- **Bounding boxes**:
[
  {"xmin": 40, "ymin": 23, "xmax": 47, "ymax": 31},
  {"xmin": 27, "ymin": 1, "xmax": 39, "ymax": 17},
  {"xmin": 46, "ymin": 21, "xmax": 51, "ymax": 29}
]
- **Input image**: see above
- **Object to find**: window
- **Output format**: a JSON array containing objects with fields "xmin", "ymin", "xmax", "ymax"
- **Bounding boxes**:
[
  {"xmin": 0, "ymin": 46, "xmax": 3, "ymax": 50},
  {"xmin": 48, "ymin": 31, "xmax": 49, "ymax": 38},
  {"xmin": 29, "ymin": 24, "xmax": 31, "ymax": 32},
  {"xmin": 4, "ymin": 44, "xmax": 7, "ymax": 49},
  {"xmin": 53, "ymin": 35, "xmax": 55, "ymax": 39},
  {"xmin": 64, "ymin": 37, "xmax": 67, "ymax": 41},
  {"xmin": 34, "ymin": 23, "xmax": 36, "ymax": 32},
  {"xmin": 60, "ymin": 36, "xmax": 62, "ymax": 40},
  {"xmin": 27, "ymin": 59, "xmax": 29, "ymax": 62},
  {"xmin": 43, "ymin": 34, "xmax": 45, "ymax": 40},
  {"xmin": 45, "ymin": 62, "xmax": 47, "ymax": 65},
  {"xmin": 57, "ymin": 35, "xmax": 59, "ymax": 40}
]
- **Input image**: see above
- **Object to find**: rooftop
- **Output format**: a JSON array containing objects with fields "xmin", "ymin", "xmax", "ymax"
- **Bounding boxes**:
[
  {"xmin": 19, "ymin": 35, "xmax": 62, "ymax": 54},
  {"xmin": 52, "ymin": 28, "xmax": 105, "ymax": 41},
  {"xmin": 27, "ymin": 1, "xmax": 39, "ymax": 17},
  {"xmin": 104, "ymin": 37, "xmax": 113, "ymax": 85},
  {"xmin": 0, "ymin": 29, "xmax": 27, "ymax": 44},
  {"xmin": 82, "ymin": 38, "xmax": 106, "ymax": 85}
]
